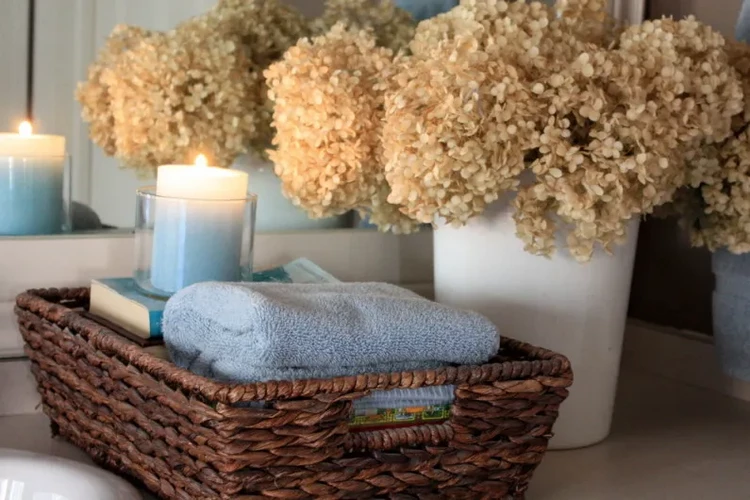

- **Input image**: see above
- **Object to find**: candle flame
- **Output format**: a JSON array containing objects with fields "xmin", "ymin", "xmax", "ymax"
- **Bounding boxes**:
[
  {"xmin": 18, "ymin": 121, "xmax": 32, "ymax": 137},
  {"xmin": 194, "ymin": 154, "xmax": 208, "ymax": 168}
]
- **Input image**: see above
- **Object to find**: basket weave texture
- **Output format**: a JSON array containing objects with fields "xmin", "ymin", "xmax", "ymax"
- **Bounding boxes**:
[{"xmin": 15, "ymin": 287, "xmax": 573, "ymax": 499}]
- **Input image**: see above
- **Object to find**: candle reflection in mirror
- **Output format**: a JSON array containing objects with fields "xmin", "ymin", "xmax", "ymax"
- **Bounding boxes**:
[{"xmin": 0, "ymin": 121, "xmax": 67, "ymax": 235}]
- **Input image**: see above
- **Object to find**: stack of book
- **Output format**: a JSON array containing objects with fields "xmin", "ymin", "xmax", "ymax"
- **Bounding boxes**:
[{"xmin": 88, "ymin": 277, "xmax": 170, "ymax": 359}]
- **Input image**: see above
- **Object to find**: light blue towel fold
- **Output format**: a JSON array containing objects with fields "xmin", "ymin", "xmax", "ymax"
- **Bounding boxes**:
[
  {"xmin": 163, "ymin": 282, "xmax": 500, "ymax": 383},
  {"xmin": 355, "ymin": 385, "xmax": 456, "ymax": 410}
]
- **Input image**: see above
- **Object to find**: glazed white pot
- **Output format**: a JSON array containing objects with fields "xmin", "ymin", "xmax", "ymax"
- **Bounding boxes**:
[
  {"xmin": 0, "ymin": 448, "xmax": 141, "ymax": 499},
  {"xmin": 434, "ymin": 201, "xmax": 639, "ymax": 449},
  {"xmin": 232, "ymin": 155, "xmax": 348, "ymax": 232}
]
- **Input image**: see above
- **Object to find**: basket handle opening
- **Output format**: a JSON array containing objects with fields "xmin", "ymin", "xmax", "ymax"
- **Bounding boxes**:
[{"xmin": 343, "ymin": 421, "xmax": 454, "ymax": 453}]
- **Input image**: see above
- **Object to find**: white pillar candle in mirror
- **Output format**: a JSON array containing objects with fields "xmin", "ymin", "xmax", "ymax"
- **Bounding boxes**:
[{"xmin": 0, "ymin": 121, "xmax": 66, "ymax": 235}]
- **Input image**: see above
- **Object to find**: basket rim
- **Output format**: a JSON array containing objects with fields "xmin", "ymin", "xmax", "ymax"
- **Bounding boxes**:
[{"xmin": 16, "ymin": 287, "xmax": 573, "ymax": 405}]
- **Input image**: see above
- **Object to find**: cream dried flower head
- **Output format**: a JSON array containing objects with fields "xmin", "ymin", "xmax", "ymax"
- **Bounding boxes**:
[
  {"xmin": 77, "ymin": 0, "xmax": 311, "ymax": 169},
  {"xmin": 76, "ymin": 25, "xmax": 153, "ymax": 158},
  {"xmin": 204, "ymin": 0, "xmax": 310, "ymax": 68},
  {"xmin": 513, "ymin": 16, "xmax": 743, "ymax": 261},
  {"xmin": 382, "ymin": 39, "xmax": 539, "ymax": 225},
  {"xmin": 98, "ymin": 24, "xmax": 256, "ymax": 170},
  {"xmin": 676, "ymin": 41, "xmax": 750, "ymax": 253},
  {"xmin": 78, "ymin": 0, "xmax": 415, "ymax": 171},
  {"xmin": 405, "ymin": 1, "xmax": 741, "ymax": 260},
  {"xmin": 268, "ymin": 0, "xmax": 744, "ymax": 260},
  {"xmin": 400, "ymin": 1, "xmax": 740, "ymax": 260},
  {"xmin": 196, "ymin": 0, "xmax": 311, "ymax": 153},
  {"xmin": 312, "ymin": 0, "xmax": 415, "ymax": 52},
  {"xmin": 266, "ymin": 23, "xmax": 417, "ymax": 232}
]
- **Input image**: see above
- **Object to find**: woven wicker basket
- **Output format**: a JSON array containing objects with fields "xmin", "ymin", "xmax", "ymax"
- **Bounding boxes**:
[{"xmin": 15, "ymin": 287, "xmax": 572, "ymax": 499}]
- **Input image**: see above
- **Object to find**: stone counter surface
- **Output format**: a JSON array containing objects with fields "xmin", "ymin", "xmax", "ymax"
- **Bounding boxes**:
[{"xmin": 0, "ymin": 370, "xmax": 748, "ymax": 499}]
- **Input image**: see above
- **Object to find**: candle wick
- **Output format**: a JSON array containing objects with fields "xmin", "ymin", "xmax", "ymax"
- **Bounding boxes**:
[
  {"xmin": 194, "ymin": 154, "xmax": 208, "ymax": 168},
  {"xmin": 18, "ymin": 121, "xmax": 33, "ymax": 137}
]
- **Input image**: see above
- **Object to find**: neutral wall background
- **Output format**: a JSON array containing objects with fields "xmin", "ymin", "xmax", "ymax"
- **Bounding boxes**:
[
  {"xmin": 649, "ymin": 0, "xmax": 743, "ymax": 37},
  {"xmin": 0, "ymin": 0, "xmax": 29, "ymax": 130}
]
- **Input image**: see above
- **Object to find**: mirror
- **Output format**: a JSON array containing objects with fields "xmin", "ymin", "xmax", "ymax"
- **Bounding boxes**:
[{"xmin": 0, "ymin": 0, "xmax": 567, "ymax": 236}]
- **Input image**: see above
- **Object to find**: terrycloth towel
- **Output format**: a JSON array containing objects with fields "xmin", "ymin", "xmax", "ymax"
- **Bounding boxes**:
[
  {"xmin": 355, "ymin": 385, "xmax": 456, "ymax": 410},
  {"xmin": 163, "ymin": 282, "xmax": 500, "ymax": 383}
]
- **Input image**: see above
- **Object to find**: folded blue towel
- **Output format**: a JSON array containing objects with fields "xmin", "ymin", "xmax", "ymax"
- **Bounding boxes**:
[{"xmin": 163, "ymin": 282, "xmax": 500, "ymax": 383}]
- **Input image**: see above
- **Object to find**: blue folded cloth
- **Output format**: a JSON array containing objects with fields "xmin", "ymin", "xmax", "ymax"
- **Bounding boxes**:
[{"xmin": 163, "ymin": 282, "xmax": 500, "ymax": 383}]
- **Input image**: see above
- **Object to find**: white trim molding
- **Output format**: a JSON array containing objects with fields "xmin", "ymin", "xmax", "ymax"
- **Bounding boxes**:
[
  {"xmin": 0, "ymin": 0, "xmax": 29, "ymax": 128},
  {"xmin": 33, "ymin": 0, "xmax": 96, "ymax": 203}
]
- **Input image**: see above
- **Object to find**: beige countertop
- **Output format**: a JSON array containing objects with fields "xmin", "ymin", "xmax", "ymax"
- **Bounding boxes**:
[
  {"xmin": 529, "ymin": 370, "xmax": 750, "ymax": 499},
  {"xmin": 1, "ymin": 369, "xmax": 748, "ymax": 499}
]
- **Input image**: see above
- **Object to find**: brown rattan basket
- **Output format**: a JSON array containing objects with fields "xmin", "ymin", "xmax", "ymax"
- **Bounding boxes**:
[{"xmin": 15, "ymin": 287, "xmax": 572, "ymax": 499}]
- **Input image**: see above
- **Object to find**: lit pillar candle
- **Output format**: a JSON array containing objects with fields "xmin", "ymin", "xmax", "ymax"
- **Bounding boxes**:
[
  {"xmin": 0, "ymin": 121, "xmax": 66, "ymax": 235},
  {"xmin": 151, "ymin": 155, "xmax": 250, "ymax": 294}
]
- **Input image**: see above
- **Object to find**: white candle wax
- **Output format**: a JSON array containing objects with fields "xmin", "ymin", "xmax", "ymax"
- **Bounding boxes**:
[
  {"xmin": 0, "ymin": 122, "xmax": 65, "ymax": 157},
  {"xmin": 156, "ymin": 156, "xmax": 249, "ymax": 200}
]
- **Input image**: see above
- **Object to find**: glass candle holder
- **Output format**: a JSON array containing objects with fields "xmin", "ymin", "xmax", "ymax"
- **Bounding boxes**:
[
  {"xmin": 134, "ymin": 187, "xmax": 257, "ymax": 298},
  {"xmin": 0, "ymin": 154, "xmax": 71, "ymax": 236}
]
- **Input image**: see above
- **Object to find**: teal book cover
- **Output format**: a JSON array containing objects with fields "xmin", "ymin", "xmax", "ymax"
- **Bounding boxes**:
[{"xmin": 90, "ymin": 278, "xmax": 167, "ymax": 338}]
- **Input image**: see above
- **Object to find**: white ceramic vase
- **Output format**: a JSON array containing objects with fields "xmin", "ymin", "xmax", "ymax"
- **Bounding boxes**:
[
  {"xmin": 232, "ymin": 155, "xmax": 348, "ymax": 232},
  {"xmin": 434, "ymin": 201, "xmax": 639, "ymax": 449}
]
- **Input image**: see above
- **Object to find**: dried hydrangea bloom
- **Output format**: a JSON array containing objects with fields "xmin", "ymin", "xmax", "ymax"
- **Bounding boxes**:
[
  {"xmin": 104, "ymin": 24, "xmax": 257, "ymax": 170},
  {"xmin": 411, "ymin": 0, "xmax": 552, "ymax": 68},
  {"xmin": 76, "ymin": 25, "xmax": 153, "ymax": 157},
  {"xmin": 266, "ymin": 24, "xmax": 409, "ymax": 224},
  {"xmin": 677, "ymin": 42, "xmax": 750, "ymax": 253},
  {"xmin": 193, "ymin": 0, "xmax": 311, "ymax": 153},
  {"xmin": 312, "ymin": 0, "xmax": 415, "ymax": 52},
  {"xmin": 204, "ymin": 0, "xmax": 310, "ymax": 68},
  {"xmin": 363, "ymin": 186, "xmax": 422, "ymax": 234},
  {"xmin": 267, "ymin": 0, "xmax": 743, "ymax": 260},
  {"xmin": 383, "ymin": 39, "xmax": 540, "ymax": 225},
  {"xmin": 405, "ymin": 1, "xmax": 742, "ymax": 260},
  {"xmin": 512, "ymin": 16, "xmax": 743, "ymax": 260},
  {"xmin": 555, "ymin": 0, "xmax": 618, "ymax": 45},
  {"xmin": 77, "ymin": 0, "xmax": 309, "ymax": 168},
  {"xmin": 689, "ymin": 131, "xmax": 750, "ymax": 253}
]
